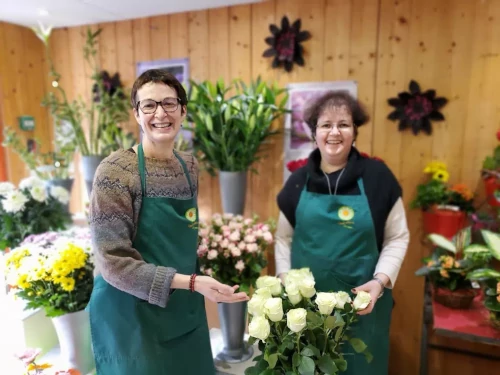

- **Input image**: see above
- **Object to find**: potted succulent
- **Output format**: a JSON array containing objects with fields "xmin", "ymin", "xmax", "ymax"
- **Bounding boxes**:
[
  {"xmin": 466, "ymin": 229, "xmax": 500, "ymax": 329},
  {"xmin": 481, "ymin": 130, "xmax": 500, "ymax": 208},
  {"xmin": 186, "ymin": 77, "xmax": 289, "ymax": 215},
  {"xmin": 411, "ymin": 160, "xmax": 475, "ymax": 238},
  {"xmin": 415, "ymin": 227, "xmax": 492, "ymax": 309}
]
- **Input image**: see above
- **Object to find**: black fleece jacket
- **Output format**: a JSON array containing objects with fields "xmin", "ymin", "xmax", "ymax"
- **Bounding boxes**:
[{"xmin": 277, "ymin": 147, "xmax": 402, "ymax": 253}]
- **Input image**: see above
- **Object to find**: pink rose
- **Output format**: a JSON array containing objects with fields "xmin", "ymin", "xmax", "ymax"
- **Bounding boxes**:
[
  {"xmin": 231, "ymin": 247, "xmax": 242, "ymax": 257},
  {"xmin": 263, "ymin": 232, "xmax": 273, "ymax": 243},
  {"xmin": 207, "ymin": 250, "xmax": 218, "ymax": 260},
  {"xmin": 244, "ymin": 235, "xmax": 256, "ymax": 243},
  {"xmin": 235, "ymin": 260, "xmax": 245, "ymax": 272},
  {"xmin": 229, "ymin": 231, "xmax": 241, "ymax": 242}
]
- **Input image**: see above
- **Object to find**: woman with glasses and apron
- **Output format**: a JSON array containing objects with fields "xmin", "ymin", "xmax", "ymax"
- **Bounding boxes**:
[
  {"xmin": 87, "ymin": 69, "xmax": 248, "ymax": 375},
  {"xmin": 274, "ymin": 91, "xmax": 409, "ymax": 374}
]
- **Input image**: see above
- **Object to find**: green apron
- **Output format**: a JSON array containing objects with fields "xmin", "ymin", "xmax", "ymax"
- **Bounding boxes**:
[
  {"xmin": 291, "ymin": 175, "xmax": 393, "ymax": 375},
  {"xmin": 88, "ymin": 144, "xmax": 215, "ymax": 375}
]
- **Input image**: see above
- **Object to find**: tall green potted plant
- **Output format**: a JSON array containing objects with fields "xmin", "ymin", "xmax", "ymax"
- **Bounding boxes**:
[
  {"xmin": 186, "ymin": 77, "xmax": 289, "ymax": 215},
  {"xmin": 33, "ymin": 24, "xmax": 136, "ymax": 197}
]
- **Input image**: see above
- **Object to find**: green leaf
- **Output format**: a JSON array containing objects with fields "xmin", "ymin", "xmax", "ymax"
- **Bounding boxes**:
[
  {"xmin": 318, "ymin": 355, "xmax": 338, "ymax": 374},
  {"xmin": 248, "ymin": 336, "xmax": 258, "ymax": 346},
  {"xmin": 467, "ymin": 268, "xmax": 500, "ymax": 281},
  {"xmin": 244, "ymin": 367, "xmax": 261, "ymax": 375},
  {"xmin": 293, "ymin": 352, "xmax": 301, "ymax": 368},
  {"xmin": 364, "ymin": 350, "xmax": 374, "ymax": 363},
  {"xmin": 485, "ymin": 298, "xmax": 500, "ymax": 312},
  {"xmin": 298, "ymin": 356, "xmax": 315, "ymax": 375},
  {"xmin": 428, "ymin": 233, "xmax": 456, "ymax": 253},
  {"xmin": 334, "ymin": 359, "xmax": 347, "ymax": 372},
  {"xmin": 266, "ymin": 353, "xmax": 279, "ymax": 369},
  {"xmin": 464, "ymin": 244, "xmax": 491, "ymax": 254},
  {"xmin": 349, "ymin": 338, "xmax": 367, "ymax": 353},
  {"xmin": 325, "ymin": 316, "xmax": 336, "ymax": 329},
  {"xmin": 482, "ymin": 229, "xmax": 500, "ymax": 260},
  {"xmin": 486, "ymin": 288, "xmax": 499, "ymax": 296},
  {"xmin": 306, "ymin": 311, "xmax": 323, "ymax": 328}
]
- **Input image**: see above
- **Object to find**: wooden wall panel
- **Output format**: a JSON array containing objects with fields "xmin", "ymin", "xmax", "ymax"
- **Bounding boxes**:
[
  {"xmin": 0, "ymin": 22, "xmax": 53, "ymax": 184},
  {"xmin": 2, "ymin": 1, "xmax": 500, "ymax": 373}
]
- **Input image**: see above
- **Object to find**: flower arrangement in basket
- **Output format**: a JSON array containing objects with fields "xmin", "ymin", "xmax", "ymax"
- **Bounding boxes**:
[
  {"xmin": 415, "ymin": 227, "xmax": 494, "ymax": 309},
  {"xmin": 2, "ymin": 227, "xmax": 93, "ymax": 317},
  {"xmin": 481, "ymin": 130, "xmax": 500, "ymax": 207},
  {"xmin": 466, "ymin": 229, "xmax": 500, "ymax": 329},
  {"xmin": 245, "ymin": 269, "xmax": 372, "ymax": 375},
  {"xmin": 13, "ymin": 347, "xmax": 81, "ymax": 375},
  {"xmin": 0, "ymin": 176, "xmax": 71, "ymax": 252},
  {"xmin": 197, "ymin": 213, "xmax": 274, "ymax": 293}
]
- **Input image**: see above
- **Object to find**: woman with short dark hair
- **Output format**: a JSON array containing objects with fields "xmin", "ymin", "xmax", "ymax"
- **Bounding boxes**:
[
  {"xmin": 87, "ymin": 69, "xmax": 248, "ymax": 375},
  {"xmin": 275, "ymin": 90, "xmax": 409, "ymax": 375}
]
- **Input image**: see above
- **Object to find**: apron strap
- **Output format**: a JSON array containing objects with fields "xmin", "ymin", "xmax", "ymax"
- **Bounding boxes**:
[
  {"xmin": 357, "ymin": 177, "xmax": 366, "ymax": 195},
  {"xmin": 138, "ymin": 144, "xmax": 147, "ymax": 197},
  {"xmin": 173, "ymin": 150, "xmax": 195, "ymax": 197},
  {"xmin": 137, "ymin": 145, "xmax": 194, "ymax": 197}
]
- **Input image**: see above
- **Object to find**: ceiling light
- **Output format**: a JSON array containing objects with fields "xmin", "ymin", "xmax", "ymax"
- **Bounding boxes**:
[{"xmin": 38, "ymin": 9, "xmax": 49, "ymax": 16}]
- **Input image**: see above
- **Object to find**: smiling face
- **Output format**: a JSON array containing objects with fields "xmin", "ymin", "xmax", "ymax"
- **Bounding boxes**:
[
  {"xmin": 133, "ymin": 82, "xmax": 186, "ymax": 148},
  {"xmin": 315, "ymin": 105, "xmax": 355, "ymax": 165}
]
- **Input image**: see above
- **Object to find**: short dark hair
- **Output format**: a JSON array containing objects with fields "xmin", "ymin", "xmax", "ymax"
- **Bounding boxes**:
[
  {"xmin": 303, "ymin": 91, "xmax": 369, "ymax": 140},
  {"xmin": 131, "ymin": 69, "xmax": 188, "ymax": 110}
]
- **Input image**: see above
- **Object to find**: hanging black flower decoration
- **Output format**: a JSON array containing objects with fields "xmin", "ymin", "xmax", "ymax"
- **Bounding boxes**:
[
  {"xmin": 92, "ymin": 71, "xmax": 125, "ymax": 102},
  {"xmin": 262, "ymin": 16, "xmax": 311, "ymax": 72},
  {"xmin": 387, "ymin": 80, "xmax": 448, "ymax": 135}
]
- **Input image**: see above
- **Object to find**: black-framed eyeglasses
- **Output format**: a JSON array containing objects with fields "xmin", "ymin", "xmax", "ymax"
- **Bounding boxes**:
[{"xmin": 137, "ymin": 97, "xmax": 181, "ymax": 114}]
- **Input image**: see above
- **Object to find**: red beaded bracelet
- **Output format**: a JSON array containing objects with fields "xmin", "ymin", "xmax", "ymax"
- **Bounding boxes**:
[{"xmin": 189, "ymin": 274, "xmax": 197, "ymax": 292}]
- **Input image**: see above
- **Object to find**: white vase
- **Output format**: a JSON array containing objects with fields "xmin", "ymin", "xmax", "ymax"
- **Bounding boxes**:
[{"xmin": 51, "ymin": 309, "xmax": 95, "ymax": 373}]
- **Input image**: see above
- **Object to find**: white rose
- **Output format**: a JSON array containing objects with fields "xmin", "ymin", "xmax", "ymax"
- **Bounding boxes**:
[
  {"xmin": 0, "ymin": 182, "xmax": 15, "ymax": 196},
  {"xmin": 248, "ymin": 290, "xmax": 271, "ymax": 317},
  {"xmin": 30, "ymin": 185, "xmax": 47, "ymax": 202},
  {"xmin": 1, "ymin": 190, "xmax": 28, "ymax": 213},
  {"xmin": 353, "ymin": 291, "xmax": 372, "ymax": 310},
  {"xmin": 50, "ymin": 186, "xmax": 70, "ymax": 205},
  {"xmin": 285, "ymin": 283, "xmax": 302, "ymax": 305},
  {"xmin": 285, "ymin": 268, "xmax": 314, "ymax": 287},
  {"xmin": 255, "ymin": 287, "xmax": 272, "ymax": 299},
  {"xmin": 334, "ymin": 291, "xmax": 352, "ymax": 309},
  {"xmin": 298, "ymin": 275, "xmax": 316, "ymax": 298},
  {"xmin": 256, "ymin": 276, "xmax": 282, "ymax": 296},
  {"xmin": 315, "ymin": 292, "xmax": 337, "ymax": 315},
  {"xmin": 207, "ymin": 250, "xmax": 218, "ymax": 260},
  {"xmin": 249, "ymin": 316, "xmax": 270, "ymax": 341},
  {"xmin": 264, "ymin": 298, "xmax": 283, "ymax": 322},
  {"xmin": 287, "ymin": 308, "xmax": 307, "ymax": 333}
]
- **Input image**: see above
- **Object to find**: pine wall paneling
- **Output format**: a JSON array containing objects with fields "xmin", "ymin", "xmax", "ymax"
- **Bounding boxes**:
[{"xmin": 2, "ymin": 0, "xmax": 500, "ymax": 373}]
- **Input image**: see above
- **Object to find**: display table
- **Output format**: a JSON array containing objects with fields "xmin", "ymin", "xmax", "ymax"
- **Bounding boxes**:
[
  {"xmin": 419, "ymin": 279, "xmax": 500, "ymax": 375},
  {"xmin": 210, "ymin": 328, "xmax": 261, "ymax": 375}
]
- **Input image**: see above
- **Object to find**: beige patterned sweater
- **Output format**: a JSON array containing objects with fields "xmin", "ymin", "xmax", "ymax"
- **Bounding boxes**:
[{"xmin": 89, "ymin": 148, "xmax": 198, "ymax": 308}]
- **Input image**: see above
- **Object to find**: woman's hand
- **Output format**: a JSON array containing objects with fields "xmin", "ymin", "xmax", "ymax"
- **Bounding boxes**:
[
  {"xmin": 352, "ymin": 279, "xmax": 383, "ymax": 316},
  {"xmin": 194, "ymin": 276, "xmax": 249, "ymax": 303}
]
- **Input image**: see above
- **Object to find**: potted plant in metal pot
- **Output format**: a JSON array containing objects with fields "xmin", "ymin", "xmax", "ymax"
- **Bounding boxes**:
[
  {"xmin": 33, "ymin": 24, "xmax": 136, "ymax": 198},
  {"xmin": 186, "ymin": 77, "xmax": 289, "ymax": 215},
  {"xmin": 411, "ymin": 160, "xmax": 475, "ymax": 239}
]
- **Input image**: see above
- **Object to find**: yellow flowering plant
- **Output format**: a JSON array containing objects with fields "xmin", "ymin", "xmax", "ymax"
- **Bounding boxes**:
[
  {"xmin": 245, "ymin": 269, "xmax": 372, "ymax": 375},
  {"xmin": 410, "ymin": 160, "xmax": 475, "ymax": 212},
  {"xmin": 2, "ymin": 227, "xmax": 93, "ymax": 317}
]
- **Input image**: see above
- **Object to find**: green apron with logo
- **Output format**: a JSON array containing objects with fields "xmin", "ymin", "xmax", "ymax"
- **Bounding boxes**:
[
  {"xmin": 291, "ymin": 176, "xmax": 393, "ymax": 375},
  {"xmin": 88, "ymin": 144, "xmax": 215, "ymax": 375}
]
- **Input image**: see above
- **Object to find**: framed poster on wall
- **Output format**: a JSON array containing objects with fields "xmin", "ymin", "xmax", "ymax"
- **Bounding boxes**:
[
  {"xmin": 135, "ymin": 58, "xmax": 192, "ymax": 148},
  {"xmin": 283, "ymin": 81, "xmax": 358, "ymax": 182}
]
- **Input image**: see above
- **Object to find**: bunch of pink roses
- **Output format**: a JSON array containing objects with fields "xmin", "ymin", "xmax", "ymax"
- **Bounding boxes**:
[{"xmin": 197, "ymin": 213, "xmax": 274, "ymax": 293}]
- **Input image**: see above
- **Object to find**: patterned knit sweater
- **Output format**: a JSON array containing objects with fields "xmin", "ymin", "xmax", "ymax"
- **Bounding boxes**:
[{"xmin": 89, "ymin": 148, "xmax": 198, "ymax": 308}]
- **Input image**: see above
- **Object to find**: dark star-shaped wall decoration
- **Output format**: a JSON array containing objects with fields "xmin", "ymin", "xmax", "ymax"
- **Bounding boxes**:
[
  {"xmin": 262, "ymin": 16, "xmax": 311, "ymax": 72},
  {"xmin": 387, "ymin": 80, "xmax": 448, "ymax": 135}
]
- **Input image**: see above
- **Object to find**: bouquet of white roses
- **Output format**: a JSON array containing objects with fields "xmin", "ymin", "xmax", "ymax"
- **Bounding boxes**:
[
  {"xmin": 3, "ymin": 227, "xmax": 93, "ymax": 317},
  {"xmin": 197, "ymin": 213, "xmax": 274, "ymax": 293},
  {"xmin": 245, "ymin": 269, "xmax": 372, "ymax": 375},
  {"xmin": 0, "ymin": 176, "xmax": 71, "ymax": 251}
]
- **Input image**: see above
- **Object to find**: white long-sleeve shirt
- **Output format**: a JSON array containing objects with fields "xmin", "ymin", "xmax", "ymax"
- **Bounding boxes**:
[{"xmin": 274, "ymin": 197, "xmax": 410, "ymax": 288}]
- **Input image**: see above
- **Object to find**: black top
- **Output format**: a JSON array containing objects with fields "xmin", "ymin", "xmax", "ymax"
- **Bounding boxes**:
[{"xmin": 277, "ymin": 147, "xmax": 402, "ymax": 252}]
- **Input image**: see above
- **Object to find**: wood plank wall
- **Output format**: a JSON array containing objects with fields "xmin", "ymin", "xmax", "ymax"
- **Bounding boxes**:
[
  {"xmin": 0, "ymin": 21, "xmax": 53, "ymax": 184},
  {"xmin": 1, "ymin": 0, "xmax": 500, "ymax": 374}
]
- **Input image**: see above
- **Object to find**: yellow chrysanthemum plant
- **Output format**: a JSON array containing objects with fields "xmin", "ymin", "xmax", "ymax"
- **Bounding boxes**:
[
  {"xmin": 2, "ymin": 228, "xmax": 94, "ymax": 318},
  {"xmin": 410, "ymin": 160, "xmax": 475, "ymax": 213}
]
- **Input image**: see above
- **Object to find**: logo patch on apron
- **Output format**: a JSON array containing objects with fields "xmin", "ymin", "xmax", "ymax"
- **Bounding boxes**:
[
  {"xmin": 185, "ymin": 208, "xmax": 197, "ymax": 222},
  {"xmin": 338, "ymin": 206, "xmax": 354, "ymax": 229}
]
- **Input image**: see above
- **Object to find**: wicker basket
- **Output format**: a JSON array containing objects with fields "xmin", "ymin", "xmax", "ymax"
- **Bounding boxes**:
[{"xmin": 433, "ymin": 287, "xmax": 476, "ymax": 309}]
